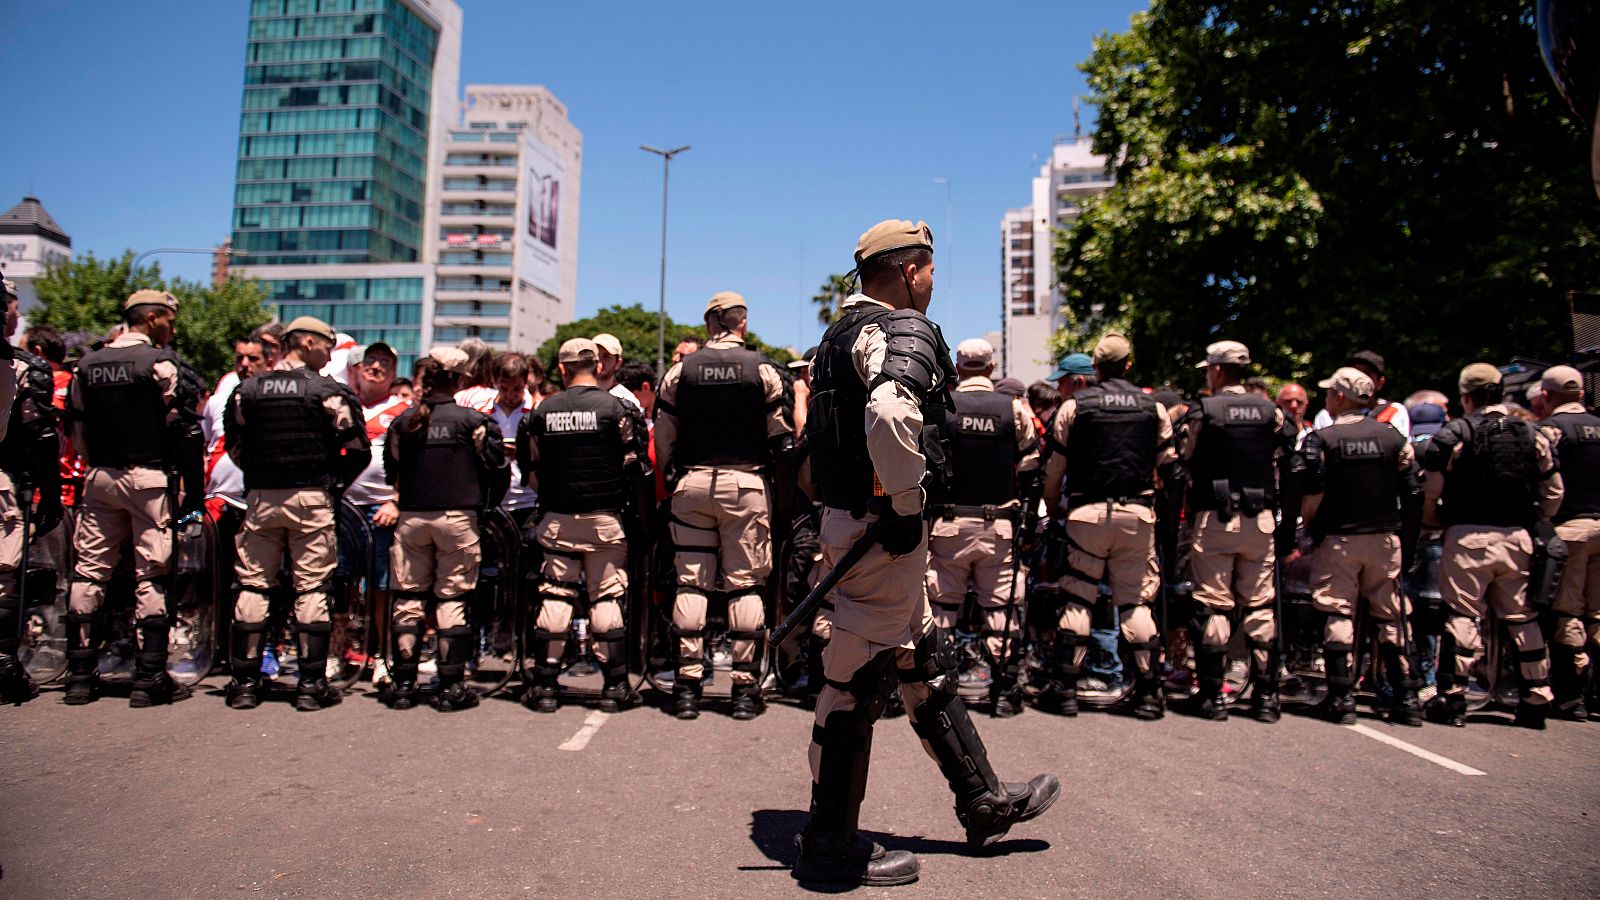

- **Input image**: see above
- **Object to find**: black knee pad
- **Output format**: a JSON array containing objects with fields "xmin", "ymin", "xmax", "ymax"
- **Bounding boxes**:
[
  {"xmin": 900, "ymin": 627, "xmax": 958, "ymax": 693},
  {"xmin": 435, "ymin": 624, "xmax": 473, "ymax": 677},
  {"xmin": 64, "ymin": 610, "xmax": 100, "ymax": 651},
  {"xmin": 825, "ymin": 647, "xmax": 899, "ymax": 723},
  {"xmin": 1051, "ymin": 631, "xmax": 1090, "ymax": 674}
]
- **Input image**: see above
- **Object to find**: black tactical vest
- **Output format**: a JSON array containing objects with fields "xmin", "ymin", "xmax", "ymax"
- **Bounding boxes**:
[
  {"xmin": 76, "ymin": 342, "xmax": 170, "ymax": 468},
  {"xmin": 674, "ymin": 343, "xmax": 768, "ymax": 468},
  {"xmin": 1439, "ymin": 413, "xmax": 1541, "ymax": 528},
  {"xmin": 1187, "ymin": 391, "xmax": 1279, "ymax": 511},
  {"xmin": 392, "ymin": 402, "xmax": 487, "ymax": 511},
  {"xmin": 807, "ymin": 305, "xmax": 955, "ymax": 513},
  {"xmin": 1309, "ymin": 416, "xmax": 1405, "ymax": 535},
  {"xmin": 236, "ymin": 367, "xmax": 339, "ymax": 490},
  {"xmin": 1065, "ymin": 378, "xmax": 1158, "ymax": 505},
  {"xmin": 1542, "ymin": 410, "xmax": 1600, "ymax": 522},
  {"xmin": 527, "ymin": 385, "xmax": 627, "ymax": 514},
  {"xmin": 945, "ymin": 388, "xmax": 1016, "ymax": 507},
  {"xmin": 0, "ymin": 350, "xmax": 56, "ymax": 477}
]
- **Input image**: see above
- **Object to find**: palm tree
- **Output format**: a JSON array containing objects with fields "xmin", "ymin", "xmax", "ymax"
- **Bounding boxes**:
[{"xmin": 811, "ymin": 273, "xmax": 852, "ymax": 326}]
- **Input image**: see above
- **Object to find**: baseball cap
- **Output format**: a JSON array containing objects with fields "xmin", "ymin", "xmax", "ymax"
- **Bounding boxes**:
[
  {"xmin": 1049, "ymin": 353, "xmax": 1095, "ymax": 381},
  {"xmin": 1410, "ymin": 402, "xmax": 1446, "ymax": 439},
  {"xmin": 993, "ymin": 377, "xmax": 1026, "ymax": 398},
  {"xmin": 1458, "ymin": 362, "xmax": 1502, "ymax": 393},
  {"xmin": 1093, "ymin": 333, "xmax": 1131, "ymax": 365},
  {"xmin": 705, "ymin": 291, "xmax": 746, "ymax": 315},
  {"xmin": 854, "ymin": 219, "xmax": 934, "ymax": 266},
  {"xmin": 592, "ymin": 333, "xmax": 623, "ymax": 358},
  {"xmin": 1541, "ymin": 364, "xmax": 1584, "ymax": 396},
  {"xmin": 360, "ymin": 341, "xmax": 397, "ymax": 362},
  {"xmin": 1317, "ymin": 366, "xmax": 1375, "ymax": 401},
  {"xmin": 956, "ymin": 338, "xmax": 994, "ymax": 371},
  {"xmin": 787, "ymin": 345, "xmax": 817, "ymax": 370},
  {"xmin": 428, "ymin": 346, "xmax": 471, "ymax": 374},
  {"xmin": 1346, "ymin": 350, "xmax": 1387, "ymax": 377},
  {"xmin": 1195, "ymin": 340, "xmax": 1250, "ymax": 368},
  {"xmin": 284, "ymin": 315, "xmax": 336, "ymax": 343},
  {"xmin": 558, "ymin": 337, "xmax": 599, "ymax": 364},
  {"xmin": 124, "ymin": 289, "xmax": 178, "ymax": 311}
]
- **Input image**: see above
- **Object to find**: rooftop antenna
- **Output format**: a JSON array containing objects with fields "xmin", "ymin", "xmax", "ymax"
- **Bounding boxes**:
[{"xmin": 1073, "ymin": 97, "xmax": 1081, "ymax": 139}]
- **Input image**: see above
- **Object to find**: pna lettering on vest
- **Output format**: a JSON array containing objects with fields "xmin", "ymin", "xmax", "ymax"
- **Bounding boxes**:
[
  {"xmin": 85, "ymin": 363, "xmax": 133, "ymax": 386},
  {"xmin": 1226, "ymin": 405, "xmax": 1264, "ymax": 422},
  {"xmin": 1100, "ymin": 393, "xmax": 1139, "ymax": 408},
  {"xmin": 959, "ymin": 414, "xmax": 1000, "ymax": 434},
  {"xmin": 1339, "ymin": 438, "xmax": 1382, "ymax": 459},
  {"xmin": 1581, "ymin": 425, "xmax": 1600, "ymax": 442},
  {"xmin": 546, "ymin": 410, "xmax": 598, "ymax": 433},
  {"xmin": 697, "ymin": 362, "xmax": 743, "ymax": 384},
  {"xmin": 261, "ymin": 379, "xmax": 302, "ymax": 396}
]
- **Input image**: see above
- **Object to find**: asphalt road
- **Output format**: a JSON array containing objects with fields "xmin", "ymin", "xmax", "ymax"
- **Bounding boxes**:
[{"xmin": 2, "ymin": 678, "xmax": 1597, "ymax": 899}]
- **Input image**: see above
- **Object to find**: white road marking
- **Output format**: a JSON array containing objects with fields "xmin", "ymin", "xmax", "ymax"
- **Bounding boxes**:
[
  {"xmin": 1347, "ymin": 723, "xmax": 1486, "ymax": 776},
  {"xmin": 558, "ymin": 710, "xmax": 610, "ymax": 752}
]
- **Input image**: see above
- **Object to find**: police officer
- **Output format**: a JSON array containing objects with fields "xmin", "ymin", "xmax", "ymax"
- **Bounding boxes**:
[
  {"xmin": 1178, "ymin": 340, "xmax": 1297, "ymax": 722},
  {"xmin": 223, "ymin": 316, "xmax": 368, "ymax": 712},
  {"xmin": 1298, "ymin": 368, "xmax": 1423, "ymax": 726},
  {"xmin": 0, "ymin": 279, "xmax": 61, "ymax": 704},
  {"xmin": 655, "ymin": 291, "xmax": 794, "ymax": 721},
  {"xmin": 382, "ymin": 348, "xmax": 509, "ymax": 712},
  {"xmin": 794, "ymin": 219, "xmax": 1057, "ymax": 887},
  {"xmin": 62, "ymin": 290, "xmax": 201, "ymax": 706},
  {"xmin": 517, "ymin": 338, "xmax": 647, "ymax": 714},
  {"xmin": 1039, "ymin": 333, "xmax": 1177, "ymax": 720},
  {"xmin": 1422, "ymin": 363, "xmax": 1564, "ymax": 729},
  {"xmin": 1535, "ymin": 366, "xmax": 1600, "ymax": 720},
  {"xmin": 924, "ymin": 337, "xmax": 1038, "ymax": 718}
]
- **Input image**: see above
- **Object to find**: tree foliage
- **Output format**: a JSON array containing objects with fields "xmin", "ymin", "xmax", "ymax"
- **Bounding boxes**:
[
  {"xmin": 533, "ymin": 303, "xmax": 795, "ymax": 383},
  {"xmin": 1060, "ymin": 0, "xmax": 1600, "ymax": 394},
  {"xmin": 811, "ymin": 273, "xmax": 853, "ymax": 326},
  {"xmin": 31, "ymin": 250, "xmax": 272, "ymax": 383}
]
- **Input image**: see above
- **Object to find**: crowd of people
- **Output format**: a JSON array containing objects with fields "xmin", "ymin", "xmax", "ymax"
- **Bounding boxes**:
[{"xmin": 0, "ymin": 266, "xmax": 1594, "ymax": 731}]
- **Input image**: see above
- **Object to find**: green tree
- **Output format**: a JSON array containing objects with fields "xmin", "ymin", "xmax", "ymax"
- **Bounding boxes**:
[
  {"xmin": 533, "ymin": 304, "xmax": 794, "ymax": 384},
  {"xmin": 32, "ymin": 250, "xmax": 272, "ymax": 382},
  {"xmin": 1061, "ymin": 1, "xmax": 1600, "ymax": 394},
  {"xmin": 811, "ymin": 273, "xmax": 852, "ymax": 326}
]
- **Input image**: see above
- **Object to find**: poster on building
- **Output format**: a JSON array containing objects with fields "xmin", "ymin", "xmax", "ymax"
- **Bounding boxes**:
[{"xmin": 520, "ymin": 134, "xmax": 564, "ymax": 295}]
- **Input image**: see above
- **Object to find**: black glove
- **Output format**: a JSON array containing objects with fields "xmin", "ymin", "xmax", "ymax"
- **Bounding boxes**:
[
  {"xmin": 31, "ymin": 499, "xmax": 62, "ymax": 539},
  {"xmin": 878, "ymin": 510, "xmax": 924, "ymax": 556}
]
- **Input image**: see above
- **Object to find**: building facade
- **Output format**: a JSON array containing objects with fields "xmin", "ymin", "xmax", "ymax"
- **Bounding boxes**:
[
  {"xmin": 435, "ymin": 84, "xmax": 582, "ymax": 351},
  {"xmin": 999, "ymin": 136, "xmax": 1113, "ymax": 383},
  {"xmin": 231, "ymin": 0, "xmax": 463, "ymax": 367},
  {"xmin": 0, "ymin": 195, "xmax": 72, "ymax": 315}
]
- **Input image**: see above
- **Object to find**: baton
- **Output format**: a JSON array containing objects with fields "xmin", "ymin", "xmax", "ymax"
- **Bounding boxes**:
[{"xmin": 769, "ymin": 516, "xmax": 888, "ymax": 647}]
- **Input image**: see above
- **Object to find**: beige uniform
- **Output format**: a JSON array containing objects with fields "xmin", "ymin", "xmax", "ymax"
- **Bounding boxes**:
[
  {"xmin": 67, "ymin": 334, "xmax": 179, "ymax": 629},
  {"xmin": 1423, "ymin": 406, "xmax": 1563, "ymax": 705},
  {"xmin": 656, "ymin": 333, "xmax": 792, "ymax": 685},
  {"xmin": 924, "ymin": 376, "xmax": 1039, "ymax": 659},
  {"xmin": 1301, "ymin": 414, "xmax": 1417, "ymax": 660},
  {"xmin": 1541, "ymin": 405, "xmax": 1600, "ymax": 666},
  {"xmin": 227, "ymin": 360, "xmax": 360, "ymax": 627},
  {"xmin": 1042, "ymin": 384, "xmax": 1177, "ymax": 676},
  {"xmin": 1178, "ymin": 385, "xmax": 1291, "ymax": 660}
]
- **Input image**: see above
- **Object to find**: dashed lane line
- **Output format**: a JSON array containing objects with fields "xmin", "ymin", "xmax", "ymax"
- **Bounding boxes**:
[
  {"xmin": 558, "ymin": 710, "xmax": 611, "ymax": 752},
  {"xmin": 1346, "ymin": 723, "xmax": 1487, "ymax": 776}
]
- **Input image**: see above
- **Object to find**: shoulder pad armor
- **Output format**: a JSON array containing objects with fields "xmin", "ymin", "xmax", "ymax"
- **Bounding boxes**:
[{"xmin": 874, "ymin": 309, "xmax": 949, "ymax": 398}]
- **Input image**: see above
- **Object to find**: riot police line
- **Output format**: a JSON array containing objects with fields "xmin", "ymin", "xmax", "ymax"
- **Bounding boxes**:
[{"xmin": 0, "ymin": 282, "xmax": 1596, "ymax": 737}]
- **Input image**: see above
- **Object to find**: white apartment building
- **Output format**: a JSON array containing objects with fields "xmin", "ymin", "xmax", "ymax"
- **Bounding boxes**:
[
  {"xmin": 0, "ymin": 195, "xmax": 72, "ymax": 316},
  {"xmin": 433, "ymin": 84, "xmax": 582, "ymax": 351},
  {"xmin": 1000, "ymin": 136, "xmax": 1113, "ymax": 383}
]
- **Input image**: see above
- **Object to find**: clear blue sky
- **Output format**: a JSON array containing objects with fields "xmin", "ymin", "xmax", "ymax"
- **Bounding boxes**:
[{"xmin": 0, "ymin": 0, "xmax": 1147, "ymax": 352}]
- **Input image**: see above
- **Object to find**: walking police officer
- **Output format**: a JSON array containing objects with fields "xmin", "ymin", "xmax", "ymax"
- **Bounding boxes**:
[
  {"xmin": 1039, "ymin": 333, "xmax": 1177, "ymax": 720},
  {"xmin": 382, "ymin": 348, "xmax": 509, "ymax": 712},
  {"xmin": 925, "ymin": 337, "xmax": 1039, "ymax": 717},
  {"xmin": 0, "ymin": 279, "xmax": 61, "ymax": 704},
  {"xmin": 655, "ymin": 291, "xmax": 794, "ymax": 721},
  {"xmin": 517, "ymin": 338, "xmax": 648, "ymax": 714},
  {"xmin": 1422, "ymin": 363, "xmax": 1564, "ymax": 729},
  {"xmin": 63, "ymin": 290, "xmax": 202, "ymax": 706},
  {"xmin": 794, "ymin": 219, "xmax": 1057, "ymax": 887},
  {"xmin": 1535, "ymin": 365, "xmax": 1600, "ymax": 720},
  {"xmin": 223, "ymin": 316, "xmax": 368, "ymax": 712},
  {"xmin": 1178, "ymin": 340, "xmax": 1298, "ymax": 722},
  {"xmin": 1299, "ymin": 367, "xmax": 1424, "ymax": 726}
]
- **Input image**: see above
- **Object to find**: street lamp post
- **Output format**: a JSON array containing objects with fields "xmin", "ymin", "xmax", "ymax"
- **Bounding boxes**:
[
  {"xmin": 932, "ymin": 177, "xmax": 953, "ymax": 326},
  {"xmin": 132, "ymin": 246, "xmax": 241, "ymax": 271},
  {"xmin": 641, "ymin": 144, "xmax": 690, "ymax": 375}
]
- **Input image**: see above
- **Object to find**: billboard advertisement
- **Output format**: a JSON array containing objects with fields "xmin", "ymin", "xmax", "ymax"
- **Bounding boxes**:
[{"xmin": 520, "ymin": 133, "xmax": 564, "ymax": 295}]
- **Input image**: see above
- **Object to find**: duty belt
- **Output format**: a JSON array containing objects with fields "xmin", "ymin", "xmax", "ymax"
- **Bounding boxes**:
[
  {"xmin": 928, "ymin": 503, "xmax": 1019, "ymax": 522},
  {"xmin": 1066, "ymin": 494, "xmax": 1154, "ymax": 511}
]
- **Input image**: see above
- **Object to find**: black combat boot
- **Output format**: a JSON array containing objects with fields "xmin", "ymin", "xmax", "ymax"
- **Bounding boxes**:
[
  {"xmin": 130, "ymin": 614, "xmax": 187, "ymax": 707},
  {"xmin": 294, "ymin": 621, "xmax": 341, "ymax": 712},
  {"xmin": 1187, "ymin": 646, "xmax": 1227, "ymax": 721},
  {"xmin": 911, "ymin": 688, "xmax": 1061, "ymax": 848},
  {"xmin": 522, "ymin": 663, "xmax": 560, "ymax": 713},
  {"xmin": 673, "ymin": 671, "xmax": 702, "ymax": 720},
  {"xmin": 1249, "ymin": 641, "xmax": 1280, "ymax": 724},
  {"xmin": 1424, "ymin": 692, "xmax": 1467, "ymax": 727},
  {"xmin": 0, "ymin": 652, "xmax": 38, "ymax": 705},
  {"xmin": 1514, "ymin": 700, "xmax": 1548, "ymax": 730},
  {"xmin": 597, "ymin": 640, "xmax": 635, "ymax": 713},
  {"xmin": 731, "ymin": 681, "xmax": 765, "ymax": 720},
  {"xmin": 1381, "ymin": 644, "xmax": 1423, "ymax": 727},
  {"xmin": 1550, "ymin": 646, "xmax": 1589, "ymax": 721},
  {"xmin": 1316, "ymin": 644, "xmax": 1357, "ymax": 725},
  {"xmin": 385, "ymin": 625, "xmax": 421, "ymax": 711},
  {"xmin": 1132, "ymin": 669, "xmax": 1165, "ymax": 721},
  {"xmin": 989, "ymin": 643, "xmax": 1024, "ymax": 718},
  {"xmin": 1034, "ymin": 635, "xmax": 1079, "ymax": 716},
  {"xmin": 430, "ymin": 624, "xmax": 478, "ymax": 712},
  {"xmin": 62, "ymin": 611, "xmax": 99, "ymax": 706},
  {"xmin": 226, "ymin": 621, "xmax": 266, "ymax": 710}
]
